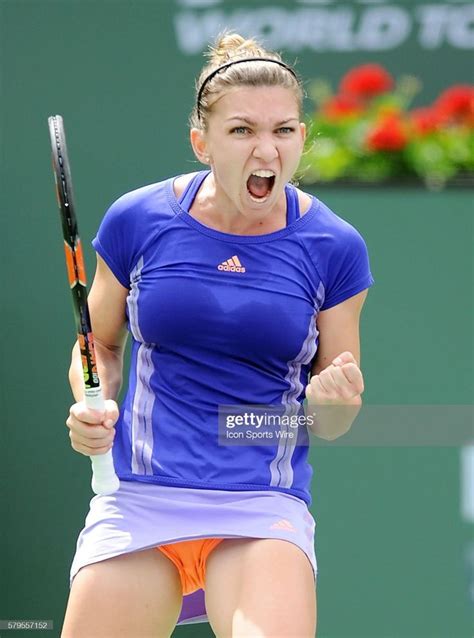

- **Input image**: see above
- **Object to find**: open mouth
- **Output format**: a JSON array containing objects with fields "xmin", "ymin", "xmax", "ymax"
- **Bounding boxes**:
[{"xmin": 246, "ymin": 170, "xmax": 276, "ymax": 202}]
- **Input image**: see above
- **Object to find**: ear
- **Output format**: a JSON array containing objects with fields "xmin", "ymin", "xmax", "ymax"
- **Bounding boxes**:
[
  {"xmin": 190, "ymin": 128, "xmax": 210, "ymax": 165},
  {"xmin": 299, "ymin": 122, "xmax": 306, "ymax": 144}
]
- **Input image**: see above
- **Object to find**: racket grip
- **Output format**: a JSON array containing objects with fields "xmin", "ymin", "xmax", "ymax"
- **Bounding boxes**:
[{"xmin": 84, "ymin": 386, "xmax": 120, "ymax": 496}]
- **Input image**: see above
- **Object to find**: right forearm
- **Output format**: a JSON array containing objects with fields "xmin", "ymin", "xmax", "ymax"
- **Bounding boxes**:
[{"xmin": 69, "ymin": 339, "xmax": 124, "ymax": 402}]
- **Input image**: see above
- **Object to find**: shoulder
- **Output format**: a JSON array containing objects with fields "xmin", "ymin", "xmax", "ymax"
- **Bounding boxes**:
[
  {"xmin": 296, "ymin": 189, "xmax": 365, "ymax": 244},
  {"xmin": 107, "ymin": 177, "xmax": 173, "ymax": 218},
  {"xmin": 294, "ymin": 185, "xmax": 359, "ymax": 239},
  {"xmin": 294, "ymin": 186, "xmax": 313, "ymax": 218},
  {"xmin": 99, "ymin": 176, "xmax": 184, "ymax": 237},
  {"xmin": 95, "ymin": 177, "xmax": 180, "ymax": 253},
  {"xmin": 93, "ymin": 176, "xmax": 181, "ymax": 286},
  {"xmin": 294, "ymin": 191, "xmax": 373, "ymax": 286},
  {"xmin": 173, "ymin": 173, "xmax": 195, "ymax": 200}
]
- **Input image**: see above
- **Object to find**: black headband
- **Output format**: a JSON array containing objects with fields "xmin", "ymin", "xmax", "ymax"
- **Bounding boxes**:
[{"xmin": 196, "ymin": 57, "xmax": 299, "ymax": 121}]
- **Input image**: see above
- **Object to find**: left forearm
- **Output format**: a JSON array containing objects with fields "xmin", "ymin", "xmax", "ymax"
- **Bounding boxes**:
[
  {"xmin": 306, "ymin": 292, "xmax": 369, "ymax": 440},
  {"xmin": 305, "ymin": 394, "xmax": 362, "ymax": 440}
]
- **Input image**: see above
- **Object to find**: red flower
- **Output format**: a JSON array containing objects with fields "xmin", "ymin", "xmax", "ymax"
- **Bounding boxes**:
[
  {"xmin": 340, "ymin": 64, "xmax": 394, "ymax": 100},
  {"xmin": 321, "ymin": 94, "xmax": 365, "ymax": 119},
  {"xmin": 366, "ymin": 115, "xmax": 408, "ymax": 151},
  {"xmin": 410, "ymin": 107, "xmax": 443, "ymax": 136},
  {"xmin": 434, "ymin": 85, "xmax": 474, "ymax": 126}
]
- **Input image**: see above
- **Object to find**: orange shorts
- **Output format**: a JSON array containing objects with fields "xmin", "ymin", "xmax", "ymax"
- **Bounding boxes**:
[{"xmin": 156, "ymin": 538, "xmax": 224, "ymax": 595}]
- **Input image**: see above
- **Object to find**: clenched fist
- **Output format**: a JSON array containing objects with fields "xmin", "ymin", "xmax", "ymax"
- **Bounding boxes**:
[
  {"xmin": 66, "ymin": 399, "xmax": 119, "ymax": 456},
  {"xmin": 306, "ymin": 351, "xmax": 364, "ymax": 406}
]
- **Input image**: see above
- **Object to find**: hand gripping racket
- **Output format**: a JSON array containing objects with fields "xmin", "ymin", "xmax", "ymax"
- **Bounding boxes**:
[{"xmin": 48, "ymin": 115, "xmax": 120, "ymax": 496}]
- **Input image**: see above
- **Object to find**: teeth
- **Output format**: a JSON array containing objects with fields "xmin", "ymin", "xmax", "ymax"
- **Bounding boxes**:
[
  {"xmin": 251, "ymin": 170, "xmax": 275, "ymax": 178},
  {"xmin": 249, "ymin": 194, "xmax": 270, "ymax": 203}
]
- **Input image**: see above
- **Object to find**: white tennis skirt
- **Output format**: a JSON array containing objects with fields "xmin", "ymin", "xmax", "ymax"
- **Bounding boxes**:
[{"xmin": 70, "ymin": 480, "xmax": 317, "ymax": 625}]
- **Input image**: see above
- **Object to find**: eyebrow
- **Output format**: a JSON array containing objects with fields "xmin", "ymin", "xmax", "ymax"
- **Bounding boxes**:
[{"xmin": 225, "ymin": 116, "xmax": 299, "ymax": 126}]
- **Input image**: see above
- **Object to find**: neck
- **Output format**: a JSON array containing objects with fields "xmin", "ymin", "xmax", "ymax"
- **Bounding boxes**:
[{"xmin": 192, "ymin": 175, "xmax": 287, "ymax": 235}]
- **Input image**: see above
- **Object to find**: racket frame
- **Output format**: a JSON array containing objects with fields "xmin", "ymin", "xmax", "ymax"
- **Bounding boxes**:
[{"xmin": 48, "ymin": 115, "xmax": 120, "ymax": 495}]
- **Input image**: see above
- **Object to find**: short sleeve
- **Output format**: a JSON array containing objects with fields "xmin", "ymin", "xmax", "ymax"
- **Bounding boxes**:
[
  {"xmin": 92, "ymin": 193, "xmax": 142, "ymax": 288},
  {"xmin": 320, "ymin": 222, "xmax": 374, "ymax": 311},
  {"xmin": 91, "ymin": 178, "xmax": 182, "ymax": 287}
]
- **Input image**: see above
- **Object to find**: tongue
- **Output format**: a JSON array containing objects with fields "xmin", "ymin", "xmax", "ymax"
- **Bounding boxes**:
[{"xmin": 247, "ymin": 175, "xmax": 271, "ymax": 198}]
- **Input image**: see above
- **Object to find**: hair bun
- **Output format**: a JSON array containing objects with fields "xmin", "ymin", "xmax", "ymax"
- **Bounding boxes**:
[{"xmin": 207, "ymin": 31, "xmax": 265, "ymax": 65}]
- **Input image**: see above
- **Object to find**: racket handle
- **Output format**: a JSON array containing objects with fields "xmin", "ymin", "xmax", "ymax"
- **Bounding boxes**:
[{"xmin": 84, "ymin": 386, "xmax": 120, "ymax": 496}]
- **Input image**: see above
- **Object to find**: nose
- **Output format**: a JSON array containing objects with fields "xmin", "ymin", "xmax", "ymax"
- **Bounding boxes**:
[{"xmin": 252, "ymin": 135, "xmax": 279, "ymax": 163}]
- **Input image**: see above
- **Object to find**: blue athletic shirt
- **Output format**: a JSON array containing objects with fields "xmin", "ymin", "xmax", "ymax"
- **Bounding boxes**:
[{"xmin": 92, "ymin": 170, "xmax": 374, "ymax": 505}]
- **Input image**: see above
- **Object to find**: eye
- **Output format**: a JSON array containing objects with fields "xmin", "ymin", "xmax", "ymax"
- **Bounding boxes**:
[
  {"xmin": 276, "ymin": 126, "xmax": 295, "ymax": 134},
  {"xmin": 230, "ymin": 126, "xmax": 250, "ymax": 135}
]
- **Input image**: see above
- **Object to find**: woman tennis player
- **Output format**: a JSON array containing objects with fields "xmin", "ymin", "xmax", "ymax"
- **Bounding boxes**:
[{"xmin": 61, "ymin": 32, "xmax": 374, "ymax": 637}]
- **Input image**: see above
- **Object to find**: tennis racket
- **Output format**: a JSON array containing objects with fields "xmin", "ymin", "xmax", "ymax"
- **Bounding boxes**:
[{"xmin": 48, "ymin": 115, "xmax": 120, "ymax": 496}]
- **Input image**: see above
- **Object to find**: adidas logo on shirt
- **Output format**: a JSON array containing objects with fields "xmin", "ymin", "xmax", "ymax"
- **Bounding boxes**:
[{"xmin": 217, "ymin": 255, "xmax": 246, "ymax": 273}]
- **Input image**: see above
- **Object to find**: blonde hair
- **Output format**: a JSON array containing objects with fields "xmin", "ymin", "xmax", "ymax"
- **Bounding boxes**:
[{"xmin": 190, "ymin": 32, "xmax": 303, "ymax": 130}]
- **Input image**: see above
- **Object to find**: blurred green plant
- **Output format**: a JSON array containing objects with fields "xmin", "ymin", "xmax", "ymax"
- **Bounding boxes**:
[{"xmin": 299, "ymin": 64, "xmax": 474, "ymax": 189}]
